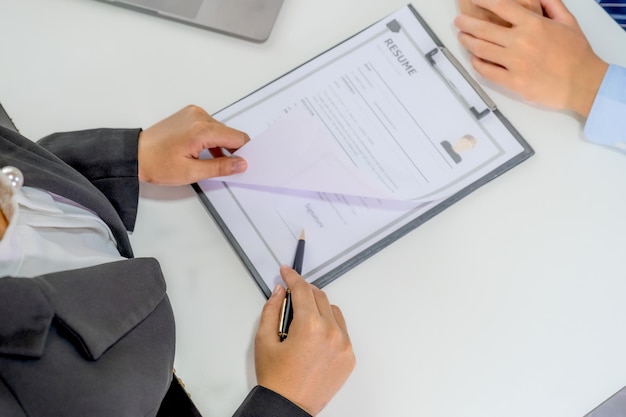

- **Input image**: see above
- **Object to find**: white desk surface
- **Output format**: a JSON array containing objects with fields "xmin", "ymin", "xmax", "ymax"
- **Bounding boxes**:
[{"xmin": 2, "ymin": 1, "xmax": 626, "ymax": 416}]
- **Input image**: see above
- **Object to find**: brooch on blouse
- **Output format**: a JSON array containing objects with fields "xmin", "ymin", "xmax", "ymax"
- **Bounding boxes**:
[
  {"xmin": 1, "ymin": 166, "xmax": 23, "ymax": 190},
  {"xmin": 0, "ymin": 166, "xmax": 24, "ymax": 222}
]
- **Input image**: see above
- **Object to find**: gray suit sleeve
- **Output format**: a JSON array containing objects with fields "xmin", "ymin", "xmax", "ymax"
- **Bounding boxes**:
[
  {"xmin": 232, "ymin": 386, "xmax": 312, "ymax": 417},
  {"xmin": 37, "ymin": 128, "xmax": 141, "ymax": 231}
]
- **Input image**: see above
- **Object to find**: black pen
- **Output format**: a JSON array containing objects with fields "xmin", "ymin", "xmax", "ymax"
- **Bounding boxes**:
[{"xmin": 279, "ymin": 230, "xmax": 305, "ymax": 342}]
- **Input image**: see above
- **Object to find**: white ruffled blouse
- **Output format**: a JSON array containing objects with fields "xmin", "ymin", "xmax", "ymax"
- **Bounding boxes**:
[{"xmin": 0, "ymin": 169, "xmax": 124, "ymax": 278}]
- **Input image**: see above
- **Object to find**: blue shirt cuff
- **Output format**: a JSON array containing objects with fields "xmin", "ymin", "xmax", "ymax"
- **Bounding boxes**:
[{"xmin": 584, "ymin": 64, "xmax": 626, "ymax": 151}]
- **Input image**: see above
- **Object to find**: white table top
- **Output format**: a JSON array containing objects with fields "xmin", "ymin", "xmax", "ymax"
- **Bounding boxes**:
[{"xmin": 2, "ymin": 1, "xmax": 626, "ymax": 416}]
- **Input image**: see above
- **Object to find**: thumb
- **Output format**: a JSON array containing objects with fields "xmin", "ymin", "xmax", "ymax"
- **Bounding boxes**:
[
  {"xmin": 192, "ymin": 156, "xmax": 247, "ymax": 181},
  {"xmin": 257, "ymin": 285, "xmax": 287, "ymax": 339}
]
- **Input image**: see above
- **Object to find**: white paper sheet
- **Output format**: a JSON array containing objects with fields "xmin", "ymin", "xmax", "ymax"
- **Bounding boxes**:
[{"xmin": 211, "ymin": 108, "xmax": 393, "ymax": 199}]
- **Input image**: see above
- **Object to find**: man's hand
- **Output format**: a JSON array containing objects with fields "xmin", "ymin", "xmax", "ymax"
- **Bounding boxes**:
[
  {"xmin": 138, "ymin": 105, "xmax": 249, "ymax": 185},
  {"xmin": 254, "ymin": 266, "xmax": 356, "ymax": 416},
  {"xmin": 455, "ymin": 0, "xmax": 608, "ymax": 116},
  {"xmin": 457, "ymin": 0, "xmax": 543, "ymax": 26}
]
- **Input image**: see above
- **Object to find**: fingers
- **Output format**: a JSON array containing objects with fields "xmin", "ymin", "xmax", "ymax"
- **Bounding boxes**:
[
  {"xmin": 455, "ymin": 14, "xmax": 509, "ymax": 47},
  {"xmin": 280, "ymin": 265, "xmax": 316, "ymax": 316},
  {"xmin": 471, "ymin": 0, "xmax": 532, "ymax": 25},
  {"xmin": 254, "ymin": 267, "xmax": 355, "ymax": 415},
  {"xmin": 279, "ymin": 265, "xmax": 343, "ymax": 329},
  {"xmin": 138, "ymin": 104, "xmax": 252, "ymax": 184},
  {"xmin": 330, "ymin": 305, "xmax": 349, "ymax": 335},
  {"xmin": 189, "ymin": 156, "xmax": 248, "ymax": 181},
  {"xmin": 454, "ymin": 1, "xmax": 535, "ymax": 81},
  {"xmin": 257, "ymin": 284, "xmax": 287, "ymax": 341},
  {"xmin": 279, "ymin": 264, "xmax": 302, "ymax": 287},
  {"xmin": 455, "ymin": 16, "xmax": 515, "ymax": 75},
  {"xmin": 194, "ymin": 121, "xmax": 250, "ymax": 152},
  {"xmin": 469, "ymin": 55, "xmax": 513, "ymax": 89},
  {"xmin": 518, "ymin": 0, "xmax": 544, "ymax": 15},
  {"xmin": 540, "ymin": 0, "xmax": 576, "ymax": 24},
  {"xmin": 185, "ymin": 111, "xmax": 250, "ymax": 180},
  {"xmin": 312, "ymin": 286, "xmax": 335, "ymax": 319},
  {"xmin": 176, "ymin": 105, "xmax": 250, "ymax": 156}
]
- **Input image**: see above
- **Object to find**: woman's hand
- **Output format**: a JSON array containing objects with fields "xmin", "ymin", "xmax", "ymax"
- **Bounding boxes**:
[{"xmin": 138, "ymin": 105, "xmax": 249, "ymax": 185}]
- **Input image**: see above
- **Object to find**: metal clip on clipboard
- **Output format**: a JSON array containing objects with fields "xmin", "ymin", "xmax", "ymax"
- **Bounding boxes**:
[{"xmin": 426, "ymin": 47, "xmax": 496, "ymax": 120}]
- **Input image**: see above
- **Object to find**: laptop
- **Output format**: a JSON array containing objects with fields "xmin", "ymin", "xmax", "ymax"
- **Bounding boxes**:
[
  {"xmin": 585, "ymin": 385, "xmax": 626, "ymax": 417},
  {"xmin": 96, "ymin": 0, "xmax": 284, "ymax": 43}
]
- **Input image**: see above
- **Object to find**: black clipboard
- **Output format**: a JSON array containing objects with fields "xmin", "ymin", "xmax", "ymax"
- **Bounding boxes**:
[{"xmin": 193, "ymin": 4, "xmax": 534, "ymax": 298}]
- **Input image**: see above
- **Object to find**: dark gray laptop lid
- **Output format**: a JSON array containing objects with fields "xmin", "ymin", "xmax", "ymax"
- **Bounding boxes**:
[{"xmin": 101, "ymin": 0, "xmax": 284, "ymax": 42}]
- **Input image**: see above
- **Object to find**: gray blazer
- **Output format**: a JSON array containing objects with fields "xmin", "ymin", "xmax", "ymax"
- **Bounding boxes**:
[{"xmin": 0, "ymin": 127, "xmax": 310, "ymax": 417}]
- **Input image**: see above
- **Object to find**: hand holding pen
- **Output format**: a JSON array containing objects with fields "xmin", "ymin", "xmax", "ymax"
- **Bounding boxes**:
[
  {"xmin": 278, "ymin": 230, "xmax": 306, "ymax": 341},
  {"xmin": 253, "ymin": 265, "xmax": 356, "ymax": 416}
]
